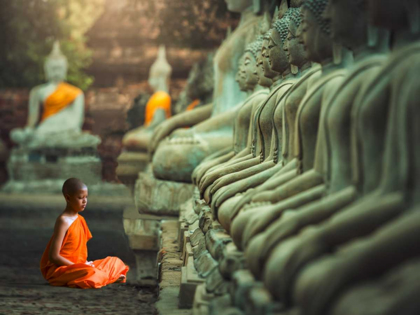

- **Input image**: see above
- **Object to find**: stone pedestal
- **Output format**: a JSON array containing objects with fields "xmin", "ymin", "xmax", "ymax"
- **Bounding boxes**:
[
  {"xmin": 116, "ymin": 151, "xmax": 149, "ymax": 194},
  {"xmin": 135, "ymin": 171, "xmax": 195, "ymax": 216}
]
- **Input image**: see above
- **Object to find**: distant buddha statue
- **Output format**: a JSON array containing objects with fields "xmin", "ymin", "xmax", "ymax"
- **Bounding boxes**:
[
  {"xmin": 122, "ymin": 45, "xmax": 172, "ymax": 152},
  {"xmin": 10, "ymin": 41, "xmax": 98, "ymax": 149}
]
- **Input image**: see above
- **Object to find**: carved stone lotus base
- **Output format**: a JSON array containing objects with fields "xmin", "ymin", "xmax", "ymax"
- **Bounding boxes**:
[
  {"xmin": 116, "ymin": 151, "xmax": 149, "ymax": 194},
  {"xmin": 135, "ymin": 170, "xmax": 195, "ymax": 216}
]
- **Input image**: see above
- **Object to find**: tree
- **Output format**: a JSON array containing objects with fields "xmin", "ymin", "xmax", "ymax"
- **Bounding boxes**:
[{"xmin": 0, "ymin": 0, "xmax": 104, "ymax": 90}]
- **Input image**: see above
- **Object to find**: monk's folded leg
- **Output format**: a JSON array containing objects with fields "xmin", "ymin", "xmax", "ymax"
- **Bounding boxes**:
[{"xmin": 93, "ymin": 256, "xmax": 129, "ymax": 284}]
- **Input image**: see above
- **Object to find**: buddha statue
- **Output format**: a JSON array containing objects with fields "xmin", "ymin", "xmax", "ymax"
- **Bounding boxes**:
[
  {"xmin": 149, "ymin": 0, "xmax": 266, "ymax": 183},
  {"xmin": 192, "ymin": 39, "xmax": 272, "ymax": 187},
  {"xmin": 199, "ymin": 8, "xmax": 301, "ymax": 213},
  {"xmin": 5, "ymin": 42, "xmax": 104, "ymax": 192},
  {"xmin": 10, "ymin": 41, "xmax": 98, "ymax": 149},
  {"xmin": 122, "ymin": 45, "xmax": 172, "ymax": 152}
]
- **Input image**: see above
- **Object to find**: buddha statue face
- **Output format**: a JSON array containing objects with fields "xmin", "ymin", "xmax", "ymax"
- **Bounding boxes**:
[
  {"xmin": 225, "ymin": 0, "xmax": 253, "ymax": 13},
  {"xmin": 284, "ymin": 22, "xmax": 307, "ymax": 67},
  {"xmin": 235, "ymin": 57, "xmax": 248, "ymax": 92},
  {"xmin": 44, "ymin": 41, "xmax": 68, "ymax": 83},
  {"xmin": 267, "ymin": 26, "xmax": 290, "ymax": 74},
  {"xmin": 369, "ymin": 0, "xmax": 412, "ymax": 31},
  {"xmin": 301, "ymin": 2, "xmax": 333, "ymax": 63},
  {"xmin": 262, "ymin": 38, "xmax": 280, "ymax": 79},
  {"xmin": 325, "ymin": 0, "xmax": 368, "ymax": 48},
  {"xmin": 44, "ymin": 58, "xmax": 68, "ymax": 83},
  {"xmin": 243, "ymin": 52, "xmax": 259, "ymax": 90},
  {"xmin": 256, "ymin": 48, "xmax": 273, "ymax": 87}
]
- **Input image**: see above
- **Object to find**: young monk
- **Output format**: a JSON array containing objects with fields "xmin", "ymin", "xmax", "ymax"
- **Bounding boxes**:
[{"xmin": 40, "ymin": 178, "xmax": 129, "ymax": 289}]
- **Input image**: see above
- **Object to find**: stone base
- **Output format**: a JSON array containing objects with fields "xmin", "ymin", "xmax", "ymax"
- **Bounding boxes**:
[
  {"xmin": 135, "ymin": 171, "xmax": 194, "ymax": 216},
  {"xmin": 180, "ymin": 257, "xmax": 206, "ymax": 308},
  {"xmin": 116, "ymin": 151, "xmax": 149, "ymax": 194}
]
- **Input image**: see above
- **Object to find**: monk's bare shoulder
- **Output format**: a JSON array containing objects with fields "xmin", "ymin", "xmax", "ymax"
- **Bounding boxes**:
[{"xmin": 54, "ymin": 214, "xmax": 76, "ymax": 234}]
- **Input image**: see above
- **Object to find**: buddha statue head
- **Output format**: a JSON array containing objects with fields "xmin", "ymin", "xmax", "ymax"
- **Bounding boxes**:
[
  {"xmin": 236, "ymin": 56, "xmax": 248, "ymax": 92},
  {"xmin": 243, "ymin": 37, "xmax": 266, "ymax": 90},
  {"xmin": 225, "ymin": 0, "xmax": 253, "ymax": 13},
  {"xmin": 324, "ymin": 0, "xmax": 369, "ymax": 50},
  {"xmin": 148, "ymin": 45, "xmax": 172, "ymax": 93},
  {"xmin": 369, "ymin": 0, "xmax": 419, "ymax": 34},
  {"xmin": 267, "ymin": 13, "xmax": 292, "ymax": 74},
  {"xmin": 44, "ymin": 41, "xmax": 68, "ymax": 83},
  {"xmin": 301, "ymin": 0, "xmax": 333, "ymax": 63},
  {"xmin": 256, "ymin": 39, "xmax": 274, "ymax": 87},
  {"xmin": 283, "ymin": 7, "xmax": 308, "ymax": 69}
]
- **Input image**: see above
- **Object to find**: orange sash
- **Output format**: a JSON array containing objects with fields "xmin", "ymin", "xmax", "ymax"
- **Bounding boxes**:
[
  {"xmin": 41, "ymin": 82, "xmax": 82, "ymax": 122},
  {"xmin": 144, "ymin": 91, "xmax": 171, "ymax": 126},
  {"xmin": 186, "ymin": 99, "xmax": 200, "ymax": 111},
  {"xmin": 40, "ymin": 215, "xmax": 129, "ymax": 289}
]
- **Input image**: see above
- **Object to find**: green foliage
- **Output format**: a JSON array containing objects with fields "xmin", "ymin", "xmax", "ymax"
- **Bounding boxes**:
[{"xmin": 0, "ymin": 0, "xmax": 103, "ymax": 90}]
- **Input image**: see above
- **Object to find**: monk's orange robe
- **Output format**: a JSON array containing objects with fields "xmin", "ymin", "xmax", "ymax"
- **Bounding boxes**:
[
  {"xmin": 41, "ymin": 82, "xmax": 82, "ymax": 122},
  {"xmin": 40, "ymin": 214, "xmax": 129, "ymax": 289},
  {"xmin": 144, "ymin": 91, "xmax": 171, "ymax": 126}
]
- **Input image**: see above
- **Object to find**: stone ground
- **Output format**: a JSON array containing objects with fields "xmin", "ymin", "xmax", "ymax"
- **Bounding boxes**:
[
  {"xmin": 0, "ymin": 193, "xmax": 158, "ymax": 315},
  {"xmin": 0, "ymin": 266, "xmax": 158, "ymax": 315}
]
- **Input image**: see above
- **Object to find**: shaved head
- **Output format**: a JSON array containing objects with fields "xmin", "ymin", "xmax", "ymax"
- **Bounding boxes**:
[{"xmin": 62, "ymin": 178, "xmax": 87, "ymax": 196}]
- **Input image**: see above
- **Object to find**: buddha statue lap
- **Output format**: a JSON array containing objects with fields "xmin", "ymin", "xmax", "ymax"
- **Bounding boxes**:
[
  {"xmin": 229, "ymin": 0, "xmax": 355, "ymax": 247},
  {"xmin": 252, "ymin": 0, "xmax": 420, "ymax": 310},
  {"xmin": 5, "ymin": 42, "xmax": 103, "ymax": 192},
  {"xmin": 149, "ymin": 0, "xmax": 265, "ymax": 183}
]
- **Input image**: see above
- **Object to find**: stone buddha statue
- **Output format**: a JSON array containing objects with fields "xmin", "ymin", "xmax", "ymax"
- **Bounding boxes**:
[
  {"xmin": 192, "ymin": 38, "xmax": 272, "ymax": 187},
  {"xmin": 5, "ymin": 42, "xmax": 104, "ymax": 192},
  {"xmin": 10, "ymin": 41, "xmax": 98, "ymax": 149},
  {"xmin": 199, "ymin": 9, "xmax": 301, "ymax": 212},
  {"xmin": 122, "ymin": 45, "xmax": 172, "ymax": 152}
]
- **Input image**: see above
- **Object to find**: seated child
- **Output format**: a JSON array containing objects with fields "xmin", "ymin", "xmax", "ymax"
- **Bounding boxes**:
[{"xmin": 40, "ymin": 178, "xmax": 129, "ymax": 289}]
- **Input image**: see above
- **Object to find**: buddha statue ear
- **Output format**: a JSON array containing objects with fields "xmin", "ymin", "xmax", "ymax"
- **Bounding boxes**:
[
  {"xmin": 332, "ymin": 42, "xmax": 343, "ymax": 65},
  {"xmin": 253, "ymin": 0, "xmax": 262, "ymax": 14},
  {"xmin": 405, "ymin": 0, "xmax": 420, "ymax": 33}
]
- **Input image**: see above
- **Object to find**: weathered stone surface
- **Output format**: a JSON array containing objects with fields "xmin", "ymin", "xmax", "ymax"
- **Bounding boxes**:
[
  {"xmin": 135, "ymin": 171, "xmax": 194, "ymax": 216},
  {"xmin": 179, "ymin": 257, "xmax": 206, "ymax": 309},
  {"xmin": 116, "ymin": 151, "xmax": 149, "ymax": 192},
  {"xmin": 194, "ymin": 251, "xmax": 218, "ymax": 278}
]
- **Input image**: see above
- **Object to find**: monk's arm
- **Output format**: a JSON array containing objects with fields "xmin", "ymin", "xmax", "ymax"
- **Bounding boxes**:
[
  {"xmin": 27, "ymin": 87, "xmax": 40, "ymax": 128},
  {"xmin": 148, "ymin": 103, "xmax": 213, "ymax": 157},
  {"xmin": 48, "ymin": 217, "xmax": 74, "ymax": 266}
]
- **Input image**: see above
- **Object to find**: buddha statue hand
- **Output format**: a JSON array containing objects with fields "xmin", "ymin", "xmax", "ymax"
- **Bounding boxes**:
[
  {"xmin": 148, "ymin": 117, "xmax": 176, "ymax": 160},
  {"xmin": 10, "ymin": 127, "xmax": 35, "ymax": 146}
]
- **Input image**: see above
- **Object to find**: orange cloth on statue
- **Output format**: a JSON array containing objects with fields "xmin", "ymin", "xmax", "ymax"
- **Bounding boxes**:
[
  {"xmin": 40, "ymin": 214, "xmax": 129, "ymax": 289},
  {"xmin": 144, "ymin": 91, "xmax": 171, "ymax": 126},
  {"xmin": 41, "ymin": 82, "xmax": 82, "ymax": 122},
  {"xmin": 186, "ymin": 99, "xmax": 200, "ymax": 111}
]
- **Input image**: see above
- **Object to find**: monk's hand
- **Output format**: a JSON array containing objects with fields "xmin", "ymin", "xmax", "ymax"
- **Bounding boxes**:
[{"xmin": 85, "ymin": 261, "xmax": 95, "ymax": 267}]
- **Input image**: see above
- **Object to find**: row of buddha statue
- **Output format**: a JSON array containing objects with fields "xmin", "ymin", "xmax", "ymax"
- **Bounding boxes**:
[{"xmin": 142, "ymin": 0, "xmax": 420, "ymax": 313}]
